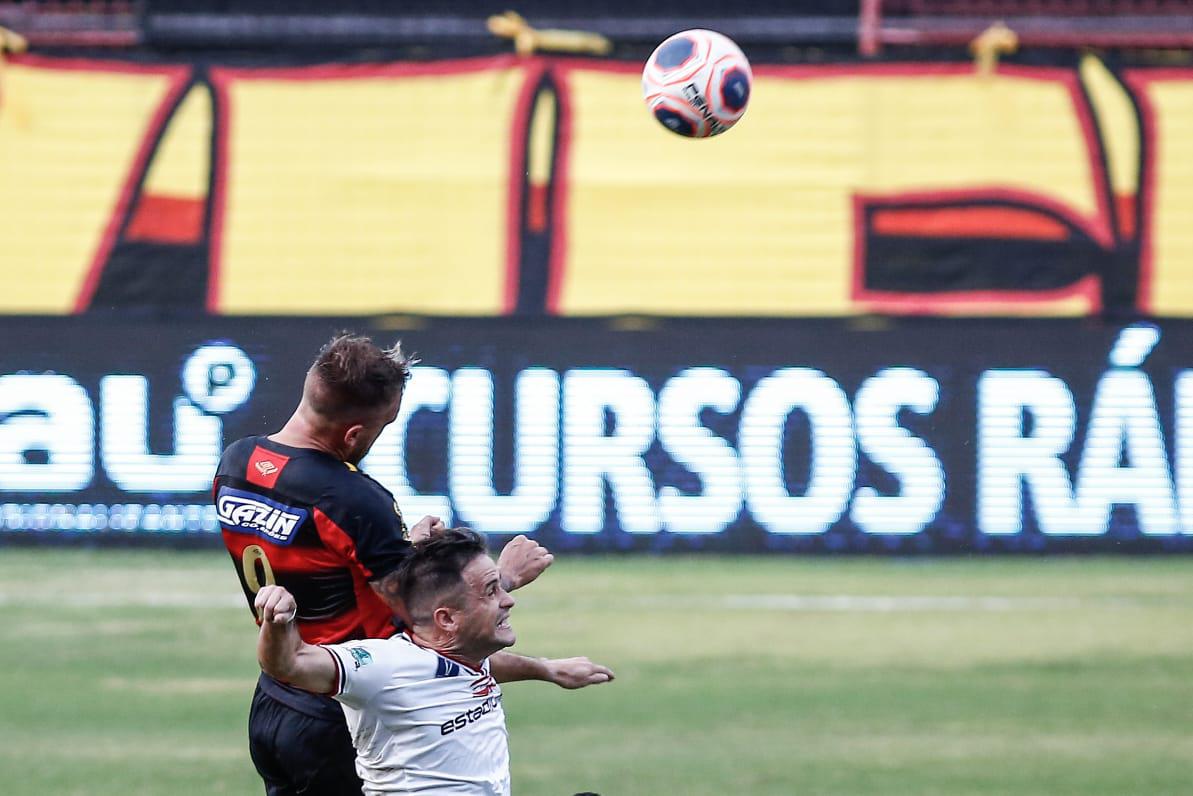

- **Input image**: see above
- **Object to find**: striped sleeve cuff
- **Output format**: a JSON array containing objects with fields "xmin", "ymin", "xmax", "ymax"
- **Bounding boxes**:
[{"xmin": 321, "ymin": 645, "xmax": 346, "ymax": 696}]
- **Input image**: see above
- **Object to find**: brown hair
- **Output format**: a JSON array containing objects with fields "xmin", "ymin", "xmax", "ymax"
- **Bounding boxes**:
[
  {"xmin": 380, "ymin": 528, "xmax": 488, "ymax": 625},
  {"xmin": 305, "ymin": 333, "xmax": 414, "ymax": 421}
]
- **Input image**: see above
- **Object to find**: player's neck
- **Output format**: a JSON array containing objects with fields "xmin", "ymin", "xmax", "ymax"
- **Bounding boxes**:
[
  {"xmin": 408, "ymin": 629, "xmax": 486, "ymax": 671},
  {"xmin": 270, "ymin": 414, "xmax": 343, "ymax": 460}
]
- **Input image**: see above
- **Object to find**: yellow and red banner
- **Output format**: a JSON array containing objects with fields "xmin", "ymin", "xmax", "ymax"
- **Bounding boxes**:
[{"xmin": 1, "ymin": 53, "xmax": 1190, "ymax": 317}]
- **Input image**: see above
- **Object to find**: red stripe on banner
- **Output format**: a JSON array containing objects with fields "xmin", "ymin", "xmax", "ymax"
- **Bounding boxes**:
[
  {"xmin": 855, "ymin": 276, "xmax": 1102, "ymax": 315},
  {"xmin": 206, "ymin": 71, "xmax": 233, "ymax": 312},
  {"xmin": 125, "ymin": 194, "xmax": 205, "ymax": 244},
  {"xmin": 208, "ymin": 55, "xmax": 519, "ymax": 83},
  {"xmin": 544, "ymin": 65, "xmax": 574, "ymax": 315},
  {"xmin": 527, "ymin": 183, "xmax": 548, "ymax": 232},
  {"xmin": 1121, "ymin": 68, "xmax": 1162, "ymax": 314},
  {"xmin": 1115, "ymin": 193, "xmax": 1137, "ymax": 241},
  {"xmin": 872, "ymin": 206, "xmax": 1070, "ymax": 240},
  {"xmin": 503, "ymin": 58, "xmax": 547, "ymax": 314}
]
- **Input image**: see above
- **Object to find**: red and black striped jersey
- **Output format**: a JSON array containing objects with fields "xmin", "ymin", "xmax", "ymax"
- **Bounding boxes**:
[{"xmin": 214, "ymin": 436, "xmax": 412, "ymax": 646}]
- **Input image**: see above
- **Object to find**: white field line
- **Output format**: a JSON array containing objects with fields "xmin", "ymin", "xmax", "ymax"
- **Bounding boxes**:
[{"xmin": 638, "ymin": 594, "xmax": 1101, "ymax": 612}]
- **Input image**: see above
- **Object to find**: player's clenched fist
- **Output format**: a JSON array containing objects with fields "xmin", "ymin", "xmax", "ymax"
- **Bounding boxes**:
[
  {"xmin": 409, "ymin": 515, "xmax": 447, "ymax": 542},
  {"xmin": 497, "ymin": 534, "xmax": 554, "ymax": 591},
  {"xmin": 255, "ymin": 584, "xmax": 297, "ymax": 624}
]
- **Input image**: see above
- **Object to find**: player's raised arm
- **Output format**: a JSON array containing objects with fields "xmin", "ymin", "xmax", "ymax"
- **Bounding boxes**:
[{"xmin": 255, "ymin": 585, "xmax": 339, "ymax": 695}]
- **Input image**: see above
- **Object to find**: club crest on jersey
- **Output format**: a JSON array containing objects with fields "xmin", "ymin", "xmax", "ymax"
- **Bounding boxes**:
[
  {"xmin": 247, "ymin": 446, "xmax": 290, "ymax": 488},
  {"xmin": 349, "ymin": 647, "xmax": 373, "ymax": 669},
  {"xmin": 216, "ymin": 486, "xmax": 308, "ymax": 544}
]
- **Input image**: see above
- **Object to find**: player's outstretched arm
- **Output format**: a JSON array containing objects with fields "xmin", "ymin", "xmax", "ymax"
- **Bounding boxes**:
[
  {"xmin": 497, "ymin": 535, "xmax": 554, "ymax": 591},
  {"xmin": 255, "ymin": 585, "xmax": 338, "ymax": 695},
  {"xmin": 490, "ymin": 651, "xmax": 614, "ymax": 689}
]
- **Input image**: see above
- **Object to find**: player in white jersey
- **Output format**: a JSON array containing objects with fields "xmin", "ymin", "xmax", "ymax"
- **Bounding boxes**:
[
  {"xmin": 255, "ymin": 527, "xmax": 614, "ymax": 795},
  {"xmin": 325, "ymin": 632, "xmax": 510, "ymax": 793}
]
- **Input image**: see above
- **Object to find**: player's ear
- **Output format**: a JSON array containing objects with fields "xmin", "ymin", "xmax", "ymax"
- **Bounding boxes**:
[
  {"xmin": 432, "ymin": 604, "xmax": 459, "ymax": 634},
  {"xmin": 342, "ymin": 423, "xmax": 365, "ymax": 449}
]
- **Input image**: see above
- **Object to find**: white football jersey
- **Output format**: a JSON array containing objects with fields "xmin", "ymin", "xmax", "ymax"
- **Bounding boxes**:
[{"xmin": 324, "ymin": 633, "xmax": 510, "ymax": 795}]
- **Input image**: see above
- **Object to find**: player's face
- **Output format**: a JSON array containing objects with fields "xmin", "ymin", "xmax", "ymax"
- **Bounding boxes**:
[
  {"xmin": 343, "ymin": 393, "xmax": 403, "ymax": 464},
  {"xmin": 456, "ymin": 554, "xmax": 516, "ymax": 654}
]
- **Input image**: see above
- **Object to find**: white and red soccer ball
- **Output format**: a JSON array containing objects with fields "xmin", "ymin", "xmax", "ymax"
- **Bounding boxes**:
[{"xmin": 642, "ymin": 29, "xmax": 752, "ymax": 138}]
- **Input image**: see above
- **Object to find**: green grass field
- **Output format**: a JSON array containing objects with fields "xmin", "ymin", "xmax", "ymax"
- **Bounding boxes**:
[{"xmin": 1, "ymin": 550, "xmax": 1190, "ymax": 795}]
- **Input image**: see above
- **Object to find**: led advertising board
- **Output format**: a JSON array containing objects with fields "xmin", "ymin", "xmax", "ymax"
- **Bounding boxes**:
[{"xmin": 1, "ymin": 318, "xmax": 1189, "ymax": 552}]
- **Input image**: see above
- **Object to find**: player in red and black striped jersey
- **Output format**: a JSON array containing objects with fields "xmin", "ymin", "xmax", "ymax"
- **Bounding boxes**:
[
  {"xmin": 216, "ymin": 433, "xmax": 415, "ymax": 693},
  {"xmin": 215, "ymin": 333, "xmax": 423, "ymax": 795},
  {"xmin": 217, "ymin": 333, "xmax": 604, "ymax": 796}
]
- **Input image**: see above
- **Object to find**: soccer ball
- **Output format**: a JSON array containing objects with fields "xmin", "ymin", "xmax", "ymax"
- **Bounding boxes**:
[{"xmin": 642, "ymin": 29, "xmax": 752, "ymax": 138}]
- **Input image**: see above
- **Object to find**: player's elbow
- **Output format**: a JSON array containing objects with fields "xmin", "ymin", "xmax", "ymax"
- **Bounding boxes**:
[
  {"xmin": 257, "ymin": 649, "xmax": 280, "ymax": 679},
  {"xmin": 257, "ymin": 641, "xmax": 298, "ymax": 682}
]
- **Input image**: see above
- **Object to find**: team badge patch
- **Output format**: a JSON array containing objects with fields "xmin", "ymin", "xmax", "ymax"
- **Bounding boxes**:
[
  {"xmin": 349, "ymin": 647, "xmax": 373, "ymax": 669},
  {"xmin": 216, "ymin": 486, "xmax": 308, "ymax": 545},
  {"xmin": 246, "ymin": 446, "xmax": 290, "ymax": 489}
]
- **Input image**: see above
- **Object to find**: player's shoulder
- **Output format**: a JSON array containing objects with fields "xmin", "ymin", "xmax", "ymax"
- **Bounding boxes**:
[
  {"xmin": 332, "ymin": 634, "xmax": 430, "ymax": 678},
  {"xmin": 218, "ymin": 436, "xmax": 337, "ymax": 491},
  {"xmin": 216, "ymin": 435, "xmax": 262, "ymax": 472},
  {"xmin": 332, "ymin": 636, "xmax": 396, "ymax": 665},
  {"xmin": 327, "ymin": 462, "xmax": 395, "ymax": 503},
  {"xmin": 319, "ymin": 464, "xmax": 406, "ymax": 527}
]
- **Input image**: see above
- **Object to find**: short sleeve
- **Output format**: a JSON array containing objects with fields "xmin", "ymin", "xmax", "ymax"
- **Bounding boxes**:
[{"xmin": 324, "ymin": 639, "xmax": 395, "ymax": 709}]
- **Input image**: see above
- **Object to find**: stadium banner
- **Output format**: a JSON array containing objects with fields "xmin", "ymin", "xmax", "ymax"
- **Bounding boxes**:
[
  {"xmin": 1, "ymin": 316, "xmax": 1192, "ymax": 553},
  {"xmin": 3, "ymin": 53, "xmax": 1193, "ymax": 318}
]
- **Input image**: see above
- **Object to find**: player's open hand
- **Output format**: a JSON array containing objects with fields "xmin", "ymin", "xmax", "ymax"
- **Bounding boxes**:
[
  {"xmin": 544, "ymin": 657, "xmax": 615, "ymax": 690},
  {"xmin": 497, "ymin": 535, "xmax": 554, "ymax": 591},
  {"xmin": 254, "ymin": 584, "xmax": 297, "ymax": 625},
  {"xmin": 409, "ymin": 515, "xmax": 447, "ymax": 542}
]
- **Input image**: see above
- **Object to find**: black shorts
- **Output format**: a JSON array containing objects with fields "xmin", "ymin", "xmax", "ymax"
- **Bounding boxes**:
[{"xmin": 248, "ymin": 680, "xmax": 362, "ymax": 796}]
